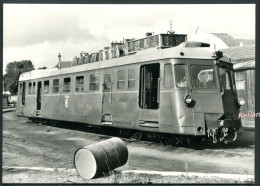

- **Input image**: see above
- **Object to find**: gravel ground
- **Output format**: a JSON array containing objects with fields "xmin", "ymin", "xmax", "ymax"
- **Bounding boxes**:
[{"xmin": 2, "ymin": 111, "xmax": 255, "ymax": 184}]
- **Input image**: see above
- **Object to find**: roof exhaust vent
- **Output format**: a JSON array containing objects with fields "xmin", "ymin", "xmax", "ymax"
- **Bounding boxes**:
[
  {"xmin": 184, "ymin": 41, "xmax": 210, "ymax": 48},
  {"xmin": 58, "ymin": 52, "xmax": 61, "ymax": 70},
  {"xmin": 145, "ymin": 32, "xmax": 153, "ymax": 37}
]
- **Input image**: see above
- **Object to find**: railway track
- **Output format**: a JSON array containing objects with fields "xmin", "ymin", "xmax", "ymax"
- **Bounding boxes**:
[
  {"xmin": 3, "ymin": 111, "xmax": 255, "ymax": 176},
  {"xmin": 28, "ymin": 117, "xmax": 250, "ymax": 149}
]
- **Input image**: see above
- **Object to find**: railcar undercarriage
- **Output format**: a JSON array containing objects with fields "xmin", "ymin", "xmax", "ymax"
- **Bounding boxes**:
[{"xmin": 28, "ymin": 117, "xmax": 239, "ymax": 145}]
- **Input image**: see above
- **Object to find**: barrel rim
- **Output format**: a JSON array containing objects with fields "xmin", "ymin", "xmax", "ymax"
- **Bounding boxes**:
[{"xmin": 74, "ymin": 148, "xmax": 97, "ymax": 179}]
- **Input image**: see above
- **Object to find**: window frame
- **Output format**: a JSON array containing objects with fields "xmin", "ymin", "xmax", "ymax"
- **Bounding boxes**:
[
  {"xmin": 19, "ymin": 83, "xmax": 22, "ymax": 95},
  {"xmin": 28, "ymin": 82, "xmax": 32, "ymax": 94},
  {"xmin": 218, "ymin": 67, "xmax": 233, "ymax": 91},
  {"xmin": 43, "ymin": 80, "xmax": 50, "ymax": 94},
  {"xmin": 75, "ymin": 76, "xmax": 84, "ymax": 93},
  {"xmin": 63, "ymin": 77, "xmax": 71, "ymax": 93},
  {"xmin": 103, "ymin": 73, "xmax": 112, "ymax": 92},
  {"xmin": 53, "ymin": 79, "xmax": 60, "ymax": 94},
  {"xmin": 32, "ymin": 82, "xmax": 36, "ymax": 94},
  {"xmin": 128, "ymin": 69, "xmax": 135, "ymax": 90},
  {"xmin": 22, "ymin": 82, "xmax": 26, "ymax": 105},
  {"xmin": 117, "ymin": 70, "xmax": 126, "ymax": 90},
  {"xmin": 190, "ymin": 65, "xmax": 218, "ymax": 90},
  {"xmin": 89, "ymin": 73, "xmax": 100, "ymax": 91}
]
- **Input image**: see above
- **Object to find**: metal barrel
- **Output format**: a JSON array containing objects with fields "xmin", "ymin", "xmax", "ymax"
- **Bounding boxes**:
[{"xmin": 74, "ymin": 137, "xmax": 128, "ymax": 179}]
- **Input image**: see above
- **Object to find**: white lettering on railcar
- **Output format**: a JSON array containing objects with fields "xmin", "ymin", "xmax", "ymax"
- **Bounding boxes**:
[{"xmin": 65, "ymin": 95, "xmax": 69, "ymax": 108}]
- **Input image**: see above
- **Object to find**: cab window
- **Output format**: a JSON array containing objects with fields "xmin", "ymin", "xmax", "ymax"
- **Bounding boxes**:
[
  {"xmin": 164, "ymin": 64, "xmax": 173, "ymax": 88},
  {"xmin": 219, "ymin": 67, "xmax": 232, "ymax": 90},
  {"xmin": 174, "ymin": 64, "xmax": 187, "ymax": 88}
]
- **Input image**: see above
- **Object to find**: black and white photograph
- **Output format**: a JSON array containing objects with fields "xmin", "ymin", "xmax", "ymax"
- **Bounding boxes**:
[{"xmin": 2, "ymin": 3, "xmax": 256, "ymax": 184}]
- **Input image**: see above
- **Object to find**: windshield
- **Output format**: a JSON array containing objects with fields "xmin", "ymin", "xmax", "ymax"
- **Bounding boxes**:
[{"xmin": 190, "ymin": 65, "xmax": 217, "ymax": 89}]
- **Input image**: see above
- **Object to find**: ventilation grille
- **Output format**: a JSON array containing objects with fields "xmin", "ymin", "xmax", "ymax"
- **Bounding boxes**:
[{"xmin": 184, "ymin": 41, "xmax": 210, "ymax": 48}]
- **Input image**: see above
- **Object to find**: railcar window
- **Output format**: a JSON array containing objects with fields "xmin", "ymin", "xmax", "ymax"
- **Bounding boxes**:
[
  {"xmin": 164, "ymin": 64, "xmax": 173, "ymax": 88},
  {"xmin": 75, "ymin": 76, "xmax": 84, "ymax": 92},
  {"xmin": 191, "ymin": 65, "xmax": 217, "ymax": 89},
  {"xmin": 219, "ymin": 68, "xmax": 232, "ymax": 90},
  {"xmin": 19, "ymin": 83, "xmax": 22, "ymax": 95},
  {"xmin": 174, "ymin": 64, "xmax": 187, "ymax": 88},
  {"xmin": 89, "ymin": 73, "xmax": 100, "ymax": 91},
  {"xmin": 104, "ymin": 74, "xmax": 112, "ymax": 92},
  {"xmin": 53, "ymin": 79, "xmax": 59, "ymax": 93},
  {"xmin": 118, "ymin": 70, "xmax": 125, "ymax": 90},
  {"xmin": 22, "ymin": 82, "xmax": 26, "ymax": 105},
  {"xmin": 63, "ymin": 78, "xmax": 71, "ymax": 93},
  {"xmin": 43, "ymin": 80, "xmax": 49, "ymax": 94},
  {"xmin": 28, "ymin": 82, "xmax": 32, "ymax": 94},
  {"xmin": 33, "ymin": 82, "xmax": 36, "ymax": 94},
  {"xmin": 128, "ymin": 69, "xmax": 135, "ymax": 89},
  {"xmin": 230, "ymin": 70, "xmax": 236, "ymax": 90}
]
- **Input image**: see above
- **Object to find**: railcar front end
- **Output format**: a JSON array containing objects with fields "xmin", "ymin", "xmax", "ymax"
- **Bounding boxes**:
[{"xmin": 160, "ymin": 53, "xmax": 242, "ymax": 144}]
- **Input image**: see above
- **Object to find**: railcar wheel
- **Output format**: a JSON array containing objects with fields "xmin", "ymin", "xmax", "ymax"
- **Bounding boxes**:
[
  {"xmin": 160, "ymin": 135, "xmax": 180, "ymax": 145},
  {"xmin": 29, "ymin": 118, "xmax": 40, "ymax": 124},
  {"xmin": 189, "ymin": 137, "xmax": 205, "ymax": 145},
  {"xmin": 130, "ymin": 131, "xmax": 143, "ymax": 141}
]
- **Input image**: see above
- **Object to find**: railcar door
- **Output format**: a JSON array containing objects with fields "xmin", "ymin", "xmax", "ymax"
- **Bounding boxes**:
[
  {"xmin": 138, "ymin": 63, "xmax": 160, "ymax": 128},
  {"xmin": 36, "ymin": 81, "xmax": 42, "ymax": 116},
  {"xmin": 101, "ymin": 70, "xmax": 113, "ymax": 125}
]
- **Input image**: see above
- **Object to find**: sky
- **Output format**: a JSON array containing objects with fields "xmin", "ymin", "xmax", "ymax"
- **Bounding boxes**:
[{"xmin": 3, "ymin": 4, "xmax": 255, "ymax": 74}]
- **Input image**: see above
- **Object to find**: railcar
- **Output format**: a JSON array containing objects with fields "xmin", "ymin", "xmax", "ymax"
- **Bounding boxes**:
[{"xmin": 16, "ymin": 33, "xmax": 243, "ymax": 144}]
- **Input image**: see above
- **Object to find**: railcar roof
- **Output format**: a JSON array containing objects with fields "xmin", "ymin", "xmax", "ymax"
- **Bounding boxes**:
[{"xmin": 19, "ymin": 45, "xmax": 216, "ymax": 81}]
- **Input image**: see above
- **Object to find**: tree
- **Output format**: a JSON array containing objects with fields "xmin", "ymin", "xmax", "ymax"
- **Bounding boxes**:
[{"xmin": 4, "ymin": 60, "xmax": 35, "ymax": 95}]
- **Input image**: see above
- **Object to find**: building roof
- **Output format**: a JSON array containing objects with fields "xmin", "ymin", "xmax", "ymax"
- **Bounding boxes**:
[
  {"xmin": 220, "ymin": 45, "xmax": 255, "ymax": 62},
  {"xmin": 233, "ymin": 60, "xmax": 255, "ymax": 70},
  {"xmin": 54, "ymin": 61, "xmax": 72, "ymax": 69},
  {"xmin": 211, "ymin": 33, "xmax": 255, "ymax": 47}
]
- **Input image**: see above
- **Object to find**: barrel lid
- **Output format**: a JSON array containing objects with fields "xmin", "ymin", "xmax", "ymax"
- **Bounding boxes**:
[{"xmin": 74, "ymin": 148, "xmax": 97, "ymax": 179}]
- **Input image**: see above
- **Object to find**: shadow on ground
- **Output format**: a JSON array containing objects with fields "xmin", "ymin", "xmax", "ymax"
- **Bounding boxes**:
[{"xmin": 27, "ymin": 118, "xmax": 254, "ymax": 150}]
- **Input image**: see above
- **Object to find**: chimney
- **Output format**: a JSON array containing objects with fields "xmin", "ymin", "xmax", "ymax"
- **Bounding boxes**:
[
  {"xmin": 145, "ymin": 32, "xmax": 153, "ymax": 37},
  {"xmin": 58, "ymin": 52, "xmax": 61, "ymax": 70}
]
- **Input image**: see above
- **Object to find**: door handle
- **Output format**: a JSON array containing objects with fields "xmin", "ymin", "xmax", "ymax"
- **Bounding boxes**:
[
  {"xmin": 110, "ymin": 83, "xmax": 112, "ymax": 103},
  {"xmin": 157, "ymin": 78, "xmax": 160, "ymax": 103},
  {"xmin": 101, "ymin": 84, "xmax": 104, "ymax": 103}
]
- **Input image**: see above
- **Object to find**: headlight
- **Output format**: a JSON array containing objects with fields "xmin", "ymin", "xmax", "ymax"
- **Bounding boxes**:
[
  {"xmin": 218, "ymin": 120, "xmax": 224, "ymax": 127},
  {"xmin": 184, "ymin": 95, "xmax": 192, "ymax": 104},
  {"xmin": 238, "ymin": 97, "xmax": 245, "ymax": 106}
]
